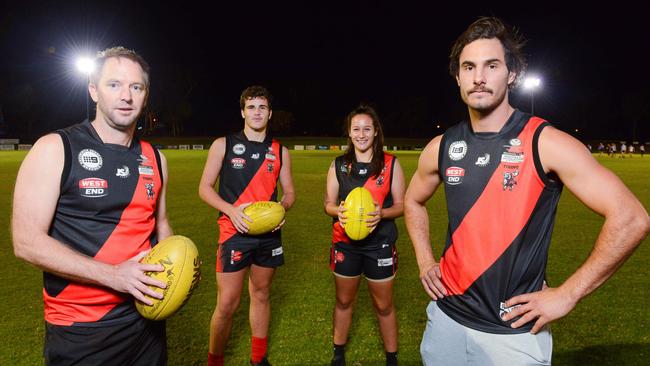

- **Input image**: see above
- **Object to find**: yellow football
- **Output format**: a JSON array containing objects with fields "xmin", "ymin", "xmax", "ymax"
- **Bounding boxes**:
[
  {"xmin": 136, "ymin": 235, "xmax": 201, "ymax": 321},
  {"xmin": 343, "ymin": 187, "xmax": 376, "ymax": 241},
  {"xmin": 243, "ymin": 201, "xmax": 286, "ymax": 235}
]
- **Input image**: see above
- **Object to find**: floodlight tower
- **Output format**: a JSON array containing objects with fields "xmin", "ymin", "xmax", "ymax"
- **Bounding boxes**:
[
  {"xmin": 76, "ymin": 57, "xmax": 95, "ymax": 121},
  {"xmin": 522, "ymin": 76, "xmax": 541, "ymax": 115}
]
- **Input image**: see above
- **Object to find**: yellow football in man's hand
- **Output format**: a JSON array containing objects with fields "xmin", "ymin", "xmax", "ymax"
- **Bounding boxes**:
[
  {"xmin": 136, "ymin": 235, "xmax": 200, "ymax": 320},
  {"xmin": 243, "ymin": 201, "xmax": 286, "ymax": 235},
  {"xmin": 343, "ymin": 187, "xmax": 376, "ymax": 241}
]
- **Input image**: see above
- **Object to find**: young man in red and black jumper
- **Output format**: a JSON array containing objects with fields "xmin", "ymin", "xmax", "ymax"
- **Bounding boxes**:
[
  {"xmin": 405, "ymin": 17, "xmax": 649, "ymax": 365},
  {"xmin": 199, "ymin": 86, "xmax": 295, "ymax": 366}
]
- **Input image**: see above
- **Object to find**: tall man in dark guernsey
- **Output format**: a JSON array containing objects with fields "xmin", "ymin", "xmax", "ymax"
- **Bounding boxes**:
[
  {"xmin": 12, "ymin": 47, "xmax": 173, "ymax": 365},
  {"xmin": 199, "ymin": 86, "xmax": 296, "ymax": 366},
  {"xmin": 404, "ymin": 17, "xmax": 649, "ymax": 365}
]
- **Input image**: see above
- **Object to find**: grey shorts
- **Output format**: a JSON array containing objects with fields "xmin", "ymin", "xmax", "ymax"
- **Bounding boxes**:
[{"xmin": 421, "ymin": 301, "xmax": 552, "ymax": 365}]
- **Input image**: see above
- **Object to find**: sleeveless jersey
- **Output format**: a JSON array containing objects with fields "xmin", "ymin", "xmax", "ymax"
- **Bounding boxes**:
[
  {"xmin": 217, "ymin": 131, "xmax": 282, "ymax": 244},
  {"xmin": 46, "ymin": 121, "xmax": 163, "ymax": 326},
  {"xmin": 437, "ymin": 110, "xmax": 563, "ymax": 334},
  {"xmin": 332, "ymin": 153, "xmax": 397, "ymax": 245}
]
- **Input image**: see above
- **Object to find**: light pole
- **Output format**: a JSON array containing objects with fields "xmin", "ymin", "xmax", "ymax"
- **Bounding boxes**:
[
  {"xmin": 523, "ymin": 76, "xmax": 541, "ymax": 115},
  {"xmin": 76, "ymin": 57, "xmax": 95, "ymax": 121}
]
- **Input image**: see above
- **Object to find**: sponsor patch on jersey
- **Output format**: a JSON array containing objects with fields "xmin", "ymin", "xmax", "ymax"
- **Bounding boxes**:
[
  {"xmin": 377, "ymin": 258, "xmax": 394, "ymax": 267},
  {"xmin": 475, "ymin": 153, "xmax": 490, "ymax": 167},
  {"xmin": 137, "ymin": 154, "xmax": 149, "ymax": 163},
  {"xmin": 499, "ymin": 301, "xmax": 521, "ymax": 318},
  {"xmin": 265, "ymin": 153, "xmax": 276, "ymax": 161},
  {"xmin": 509, "ymin": 138, "xmax": 522, "ymax": 147},
  {"xmin": 501, "ymin": 152, "xmax": 524, "ymax": 163},
  {"xmin": 340, "ymin": 164, "xmax": 349, "ymax": 173},
  {"xmin": 116, "ymin": 165, "xmax": 130, "ymax": 178},
  {"xmin": 233, "ymin": 143, "xmax": 246, "ymax": 155},
  {"xmin": 231, "ymin": 158, "xmax": 246, "ymax": 169},
  {"xmin": 144, "ymin": 182, "xmax": 156, "ymax": 199},
  {"xmin": 138, "ymin": 165, "xmax": 154, "ymax": 175},
  {"xmin": 251, "ymin": 153, "xmax": 260, "ymax": 159},
  {"xmin": 79, "ymin": 178, "xmax": 108, "ymax": 197},
  {"xmin": 271, "ymin": 247, "xmax": 283, "ymax": 256},
  {"xmin": 502, "ymin": 169, "xmax": 519, "ymax": 191},
  {"xmin": 448, "ymin": 140, "xmax": 467, "ymax": 161},
  {"xmin": 78, "ymin": 149, "xmax": 103, "ymax": 171},
  {"xmin": 445, "ymin": 166, "xmax": 465, "ymax": 185},
  {"xmin": 267, "ymin": 163, "xmax": 274, "ymax": 172},
  {"xmin": 230, "ymin": 250, "xmax": 243, "ymax": 264}
]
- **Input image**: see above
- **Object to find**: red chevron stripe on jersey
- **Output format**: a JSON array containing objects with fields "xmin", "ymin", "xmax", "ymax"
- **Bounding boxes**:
[
  {"xmin": 332, "ymin": 153, "xmax": 394, "ymax": 243},
  {"xmin": 44, "ymin": 142, "xmax": 161, "ymax": 325},
  {"xmin": 439, "ymin": 118, "xmax": 545, "ymax": 296},
  {"xmin": 218, "ymin": 140, "xmax": 281, "ymax": 243}
]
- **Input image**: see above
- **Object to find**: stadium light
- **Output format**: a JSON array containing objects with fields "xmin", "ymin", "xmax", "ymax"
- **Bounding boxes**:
[
  {"xmin": 76, "ymin": 56, "xmax": 95, "ymax": 121},
  {"xmin": 523, "ymin": 76, "xmax": 541, "ymax": 115}
]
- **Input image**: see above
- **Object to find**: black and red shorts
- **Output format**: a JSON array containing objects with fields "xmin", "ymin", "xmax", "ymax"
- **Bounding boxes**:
[
  {"xmin": 44, "ymin": 315, "xmax": 166, "ymax": 366},
  {"xmin": 330, "ymin": 240, "xmax": 398, "ymax": 281},
  {"xmin": 216, "ymin": 233, "xmax": 284, "ymax": 273}
]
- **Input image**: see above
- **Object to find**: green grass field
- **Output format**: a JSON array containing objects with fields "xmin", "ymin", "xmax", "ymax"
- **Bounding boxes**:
[{"xmin": 1, "ymin": 150, "xmax": 648, "ymax": 365}]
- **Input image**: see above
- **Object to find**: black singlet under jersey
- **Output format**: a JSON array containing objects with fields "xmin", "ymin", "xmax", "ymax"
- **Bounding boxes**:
[
  {"xmin": 437, "ymin": 110, "xmax": 563, "ymax": 334},
  {"xmin": 332, "ymin": 153, "xmax": 397, "ymax": 245},
  {"xmin": 46, "ymin": 120, "xmax": 163, "ymax": 326},
  {"xmin": 217, "ymin": 131, "xmax": 283, "ymax": 243}
]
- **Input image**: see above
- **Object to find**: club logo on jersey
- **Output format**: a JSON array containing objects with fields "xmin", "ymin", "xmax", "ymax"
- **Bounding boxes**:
[
  {"xmin": 267, "ymin": 163, "xmax": 274, "ymax": 172},
  {"xmin": 448, "ymin": 140, "xmax": 467, "ymax": 161},
  {"xmin": 503, "ymin": 170, "xmax": 519, "ymax": 191},
  {"xmin": 231, "ymin": 158, "xmax": 246, "ymax": 169},
  {"xmin": 376, "ymin": 175, "xmax": 385, "ymax": 187},
  {"xmin": 251, "ymin": 153, "xmax": 260, "ymax": 159},
  {"xmin": 116, "ymin": 165, "xmax": 130, "ymax": 178},
  {"xmin": 230, "ymin": 250, "xmax": 242, "ymax": 264},
  {"xmin": 79, "ymin": 178, "xmax": 108, "ymax": 198},
  {"xmin": 509, "ymin": 138, "xmax": 522, "ymax": 147},
  {"xmin": 445, "ymin": 166, "xmax": 465, "ymax": 185},
  {"xmin": 137, "ymin": 154, "xmax": 149, "ymax": 163},
  {"xmin": 377, "ymin": 258, "xmax": 394, "ymax": 267},
  {"xmin": 335, "ymin": 251, "xmax": 345, "ymax": 263},
  {"xmin": 78, "ymin": 149, "xmax": 103, "ymax": 171},
  {"xmin": 499, "ymin": 301, "xmax": 521, "ymax": 318},
  {"xmin": 359, "ymin": 168, "xmax": 367, "ymax": 175},
  {"xmin": 340, "ymin": 164, "xmax": 350, "ymax": 174},
  {"xmin": 138, "ymin": 165, "xmax": 154, "ymax": 175},
  {"xmin": 144, "ymin": 182, "xmax": 155, "ymax": 199},
  {"xmin": 272, "ymin": 247, "xmax": 283, "ymax": 256},
  {"xmin": 475, "ymin": 153, "xmax": 490, "ymax": 167},
  {"xmin": 233, "ymin": 143, "xmax": 246, "ymax": 155}
]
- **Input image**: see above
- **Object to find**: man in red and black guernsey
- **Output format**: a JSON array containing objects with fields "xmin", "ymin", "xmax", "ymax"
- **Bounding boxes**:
[
  {"xmin": 404, "ymin": 17, "xmax": 650, "ymax": 365},
  {"xmin": 12, "ymin": 47, "xmax": 173, "ymax": 365},
  {"xmin": 199, "ymin": 86, "xmax": 295, "ymax": 366}
]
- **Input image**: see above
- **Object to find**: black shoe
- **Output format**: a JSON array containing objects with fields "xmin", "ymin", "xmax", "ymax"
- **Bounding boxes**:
[
  {"xmin": 331, "ymin": 355, "xmax": 346, "ymax": 366},
  {"xmin": 250, "ymin": 357, "xmax": 271, "ymax": 366}
]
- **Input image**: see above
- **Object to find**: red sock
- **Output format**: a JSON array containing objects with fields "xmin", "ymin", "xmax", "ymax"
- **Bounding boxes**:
[
  {"xmin": 251, "ymin": 336, "xmax": 268, "ymax": 363},
  {"xmin": 208, "ymin": 352, "xmax": 224, "ymax": 366}
]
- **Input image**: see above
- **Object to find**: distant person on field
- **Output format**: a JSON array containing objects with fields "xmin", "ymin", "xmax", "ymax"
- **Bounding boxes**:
[
  {"xmin": 12, "ymin": 47, "xmax": 172, "ymax": 365},
  {"xmin": 404, "ymin": 17, "xmax": 650, "ymax": 365},
  {"xmin": 324, "ymin": 104, "xmax": 405, "ymax": 366},
  {"xmin": 628, "ymin": 144, "xmax": 635, "ymax": 156},
  {"xmin": 199, "ymin": 85, "xmax": 295, "ymax": 366},
  {"xmin": 597, "ymin": 142, "xmax": 604, "ymax": 155},
  {"xmin": 620, "ymin": 142, "xmax": 627, "ymax": 158},
  {"xmin": 610, "ymin": 143, "xmax": 617, "ymax": 156},
  {"xmin": 640, "ymin": 144, "xmax": 645, "ymax": 156}
]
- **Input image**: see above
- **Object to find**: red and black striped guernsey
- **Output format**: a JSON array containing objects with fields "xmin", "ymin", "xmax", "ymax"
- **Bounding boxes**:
[
  {"xmin": 217, "ymin": 131, "xmax": 282, "ymax": 244},
  {"xmin": 46, "ymin": 120, "xmax": 163, "ymax": 326},
  {"xmin": 437, "ymin": 110, "xmax": 563, "ymax": 334}
]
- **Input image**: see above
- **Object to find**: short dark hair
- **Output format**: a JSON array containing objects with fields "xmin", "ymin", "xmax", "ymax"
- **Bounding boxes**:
[
  {"xmin": 449, "ymin": 17, "xmax": 527, "ymax": 87},
  {"xmin": 240, "ymin": 85, "xmax": 273, "ymax": 110},
  {"xmin": 343, "ymin": 104, "xmax": 385, "ymax": 178},
  {"xmin": 90, "ymin": 46, "xmax": 150, "ymax": 87}
]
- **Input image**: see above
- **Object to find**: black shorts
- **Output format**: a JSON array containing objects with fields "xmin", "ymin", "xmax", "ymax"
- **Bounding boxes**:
[
  {"xmin": 44, "ymin": 316, "xmax": 166, "ymax": 366},
  {"xmin": 216, "ymin": 233, "xmax": 284, "ymax": 273},
  {"xmin": 330, "ymin": 240, "xmax": 398, "ymax": 281}
]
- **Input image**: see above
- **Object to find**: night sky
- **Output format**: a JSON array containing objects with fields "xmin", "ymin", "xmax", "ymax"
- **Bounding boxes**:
[{"xmin": 1, "ymin": 1, "xmax": 648, "ymax": 142}]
